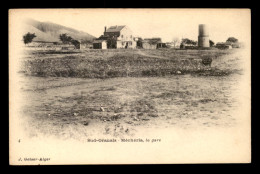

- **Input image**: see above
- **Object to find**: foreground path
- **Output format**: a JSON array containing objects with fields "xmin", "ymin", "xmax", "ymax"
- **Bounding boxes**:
[{"xmin": 18, "ymin": 73, "xmax": 242, "ymax": 141}]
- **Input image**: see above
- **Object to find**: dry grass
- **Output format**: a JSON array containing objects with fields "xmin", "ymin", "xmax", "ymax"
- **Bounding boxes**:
[{"xmin": 20, "ymin": 49, "xmax": 240, "ymax": 78}]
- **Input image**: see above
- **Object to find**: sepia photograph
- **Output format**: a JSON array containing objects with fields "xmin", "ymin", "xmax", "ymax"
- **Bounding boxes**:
[{"xmin": 9, "ymin": 8, "xmax": 251, "ymax": 164}]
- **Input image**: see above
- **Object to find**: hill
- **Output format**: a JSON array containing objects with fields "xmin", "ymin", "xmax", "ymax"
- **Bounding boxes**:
[{"xmin": 23, "ymin": 18, "xmax": 96, "ymax": 43}]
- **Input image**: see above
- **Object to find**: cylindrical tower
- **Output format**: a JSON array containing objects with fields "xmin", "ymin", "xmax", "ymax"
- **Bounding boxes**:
[{"xmin": 198, "ymin": 24, "xmax": 209, "ymax": 48}]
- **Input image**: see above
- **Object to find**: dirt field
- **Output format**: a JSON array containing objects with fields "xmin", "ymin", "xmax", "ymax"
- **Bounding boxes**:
[{"xmin": 18, "ymin": 48, "xmax": 245, "ymax": 141}]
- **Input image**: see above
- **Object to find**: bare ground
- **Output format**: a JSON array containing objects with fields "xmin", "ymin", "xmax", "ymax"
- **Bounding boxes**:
[{"xmin": 18, "ymin": 49, "xmax": 245, "ymax": 141}]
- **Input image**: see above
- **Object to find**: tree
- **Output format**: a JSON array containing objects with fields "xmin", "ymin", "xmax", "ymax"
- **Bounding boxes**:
[
  {"xmin": 209, "ymin": 40, "xmax": 215, "ymax": 47},
  {"xmin": 59, "ymin": 33, "xmax": 73, "ymax": 44},
  {"xmin": 181, "ymin": 38, "xmax": 197, "ymax": 45},
  {"xmin": 226, "ymin": 37, "xmax": 238, "ymax": 43},
  {"xmin": 136, "ymin": 37, "xmax": 143, "ymax": 48},
  {"xmin": 172, "ymin": 37, "xmax": 180, "ymax": 48},
  {"xmin": 107, "ymin": 36, "xmax": 117, "ymax": 48},
  {"xmin": 71, "ymin": 39, "xmax": 80, "ymax": 49},
  {"xmin": 23, "ymin": 32, "xmax": 36, "ymax": 45}
]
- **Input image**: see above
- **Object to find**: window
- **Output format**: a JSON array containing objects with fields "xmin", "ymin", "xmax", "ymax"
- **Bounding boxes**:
[
  {"xmin": 130, "ymin": 35, "xmax": 132, "ymax": 39},
  {"xmin": 121, "ymin": 35, "xmax": 123, "ymax": 38}
]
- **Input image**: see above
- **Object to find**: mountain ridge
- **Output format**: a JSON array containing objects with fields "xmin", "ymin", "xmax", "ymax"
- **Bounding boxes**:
[{"xmin": 23, "ymin": 18, "xmax": 96, "ymax": 43}]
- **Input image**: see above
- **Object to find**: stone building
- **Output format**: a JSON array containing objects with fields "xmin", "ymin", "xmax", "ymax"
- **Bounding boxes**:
[{"xmin": 93, "ymin": 25, "xmax": 136, "ymax": 49}]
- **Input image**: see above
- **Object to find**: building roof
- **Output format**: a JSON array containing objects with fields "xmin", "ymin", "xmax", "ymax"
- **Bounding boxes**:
[
  {"xmin": 106, "ymin": 25, "xmax": 126, "ymax": 32},
  {"xmin": 216, "ymin": 42, "xmax": 232, "ymax": 45},
  {"xmin": 143, "ymin": 38, "xmax": 162, "ymax": 44},
  {"xmin": 62, "ymin": 45, "xmax": 75, "ymax": 47},
  {"xmin": 32, "ymin": 41, "xmax": 59, "ymax": 43},
  {"xmin": 98, "ymin": 35, "xmax": 109, "ymax": 40},
  {"xmin": 142, "ymin": 41, "xmax": 157, "ymax": 45},
  {"xmin": 93, "ymin": 40, "xmax": 106, "ymax": 43}
]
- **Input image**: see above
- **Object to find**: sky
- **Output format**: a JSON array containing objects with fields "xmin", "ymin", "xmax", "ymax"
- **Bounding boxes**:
[{"xmin": 17, "ymin": 9, "xmax": 250, "ymax": 43}]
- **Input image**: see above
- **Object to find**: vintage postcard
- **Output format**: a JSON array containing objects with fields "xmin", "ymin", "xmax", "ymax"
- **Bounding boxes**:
[{"xmin": 9, "ymin": 9, "xmax": 251, "ymax": 165}]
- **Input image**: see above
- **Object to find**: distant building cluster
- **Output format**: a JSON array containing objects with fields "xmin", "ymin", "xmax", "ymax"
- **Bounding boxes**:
[
  {"xmin": 92, "ymin": 26, "xmax": 169, "ymax": 50},
  {"xmin": 25, "ymin": 41, "xmax": 76, "ymax": 51},
  {"xmin": 215, "ymin": 42, "xmax": 242, "ymax": 49},
  {"xmin": 25, "ymin": 24, "xmax": 243, "ymax": 50},
  {"xmin": 91, "ymin": 24, "xmax": 242, "ymax": 50}
]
